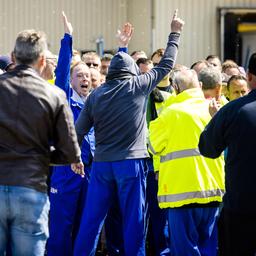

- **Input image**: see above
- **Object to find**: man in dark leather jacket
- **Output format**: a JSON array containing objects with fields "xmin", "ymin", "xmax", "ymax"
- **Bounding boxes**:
[{"xmin": 0, "ymin": 29, "xmax": 81, "ymax": 256}]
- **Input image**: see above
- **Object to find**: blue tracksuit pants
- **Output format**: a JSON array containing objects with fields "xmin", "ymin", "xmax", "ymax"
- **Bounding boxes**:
[
  {"xmin": 73, "ymin": 159, "xmax": 148, "ymax": 256},
  {"xmin": 47, "ymin": 167, "xmax": 90, "ymax": 256},
  {"xmin": 167, "ymin": 207, "xmax": 219, "ymax": 256},
  {"xmin": 104, "ymin": 197, "xmax": 124, "ymax": 255}
]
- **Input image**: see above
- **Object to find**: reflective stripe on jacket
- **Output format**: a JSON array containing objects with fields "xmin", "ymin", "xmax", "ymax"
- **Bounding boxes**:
[{"xmin": 149, "ymin": 88, "xmax": 225, "ymax": 208}]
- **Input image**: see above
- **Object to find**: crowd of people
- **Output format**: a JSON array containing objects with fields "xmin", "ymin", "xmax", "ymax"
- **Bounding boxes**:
[{"xmin": 0, "ymin": 9, "xmax": 255, "ymax": 256}]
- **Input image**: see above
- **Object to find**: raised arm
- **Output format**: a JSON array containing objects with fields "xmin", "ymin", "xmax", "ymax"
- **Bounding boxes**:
[
  {"xmin": 171, "ymin": 9, "xmax": 184, "ymax": 34},
  {"xmin": 117, "ymin": 22, "xmax": 134, "ymax": 53},
  {"xmin": 138, "ymin": 9, "xmax": 185, "ymax": 94},
  {"xmin": 54, "ymin": 11, "xmax": 73, "ymax": 100}
]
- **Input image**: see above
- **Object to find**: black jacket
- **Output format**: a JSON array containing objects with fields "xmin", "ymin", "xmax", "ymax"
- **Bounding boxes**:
[
  {"xmin": 199, "ymin": 89, "xmax": 256, "ymax": 214},
  {"xmin": 0, "ymin": 65, "xmax": 81, "ymax": 192}
]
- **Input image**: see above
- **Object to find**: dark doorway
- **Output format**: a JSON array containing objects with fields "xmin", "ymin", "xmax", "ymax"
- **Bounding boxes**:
[{"xmin": 219, "ymin": 8, "xmax": 256, "ymax": 68}]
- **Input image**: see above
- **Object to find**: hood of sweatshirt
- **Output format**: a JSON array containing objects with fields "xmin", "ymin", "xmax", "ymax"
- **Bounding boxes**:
[{"xmin": 106, "ymin": 51, "xmax": 140, "ymax": 81}]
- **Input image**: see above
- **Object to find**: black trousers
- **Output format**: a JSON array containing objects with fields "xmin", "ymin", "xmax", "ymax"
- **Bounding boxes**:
[{"xmin": 218, "ymin": 208, "xmax": 256, "ymax": 256}]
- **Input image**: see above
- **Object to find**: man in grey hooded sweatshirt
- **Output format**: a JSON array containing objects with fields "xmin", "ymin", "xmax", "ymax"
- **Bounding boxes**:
[{"xmin": 73, "ymin": 10, "xmax": 184, "ymax": 256}]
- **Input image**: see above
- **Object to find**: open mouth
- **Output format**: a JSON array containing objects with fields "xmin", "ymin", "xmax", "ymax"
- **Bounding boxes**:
[{"xmin": 81, "ymin": 84, "xmax": 88, "ymax": 88}]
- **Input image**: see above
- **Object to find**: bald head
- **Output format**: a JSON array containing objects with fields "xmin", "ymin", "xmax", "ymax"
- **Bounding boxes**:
[
  {"xmin": 173, "ymin": 69, "xmax": 200, "ymax": 93},
  {"xmin": 90, "ymin": 68, "xmax": 102, "ymax": 89},
  {"xmin": 82, "ymin": 52, "xmax": 101, "ymax": 71}
]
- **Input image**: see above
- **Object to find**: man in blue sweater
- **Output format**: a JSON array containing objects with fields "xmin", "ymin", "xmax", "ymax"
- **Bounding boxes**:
[
  {"xmin": 72, "ymin": 10, "xmax": 184, "ymax": 256},
  {"xmin": 199, "ymin": 52, "xmax": 256, "ymax": 256},
  {"xmin": 47, "ymin": 12, "xmax": 93, "ymax": 256}
]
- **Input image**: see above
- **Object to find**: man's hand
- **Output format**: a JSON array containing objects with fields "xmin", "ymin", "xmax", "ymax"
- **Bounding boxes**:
[
  {"xmin": 116, "ymin": 22, "xmax": 134, "ymax": 47},
  {"xmin": 171, "ymin": 9, "xmax": 185, "ymax": 34},
  {"xmin": 71, "ymin": 162, "xmax": 85, "ymax": 177},
  {"xmin": 62, "ymin": 11, "xmax": 73, "ymax": 35},
  {"xmin": 209, "ymin": 98, "xmax": 221, "ymax": 117}
]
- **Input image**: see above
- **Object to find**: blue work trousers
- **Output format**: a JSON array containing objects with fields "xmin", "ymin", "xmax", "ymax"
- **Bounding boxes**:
[
  {"xmin": 47, "ymin": 167, "xmax": 90, "ymax": 256},
  {"xmin": 0, "ymin": 186, "xmax": 49, "ymax": 256},
  {"xmin": 104, "ymin": 196, "xmax": 124, "ymax": 255},
  {"xmin": 146, "ymin": 168, "xmax": 170, "ymax": 256},
  {"xmin": 73, "ymin": 159, "xmax": 148, "ymax": 256},
  {"xmin": 167, "ymin": 207, "xmax": 219, "ymax": 256}
]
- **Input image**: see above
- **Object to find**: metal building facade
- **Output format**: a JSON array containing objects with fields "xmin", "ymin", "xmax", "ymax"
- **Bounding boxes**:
[
  {"xmin": 153, "ymin": 0, "xmax": 256, "ymax": 66},
  {"xmin": 0, "ymin": 0, "xmax": 127, "ymax": 55},
  {"xmin": 0, "ymin": 0, "xmax": 255, "ymax": 66}
]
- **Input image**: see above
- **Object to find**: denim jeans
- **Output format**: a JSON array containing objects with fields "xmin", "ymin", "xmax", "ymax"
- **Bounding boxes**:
[{"xmin": 0, "ymin": 185, "xmax": 49, "ymax": 256}]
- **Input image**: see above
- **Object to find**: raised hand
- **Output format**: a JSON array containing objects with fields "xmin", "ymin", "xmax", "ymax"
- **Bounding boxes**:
[
  {"xmin": 209, "ymin": 98, "xmax": 221, "ymax": 117},
  {"xmin": 116, "ymin": 22, "xmax": 134, "ymax": 47},
  {"xmin": 62, "ymin": 11, "xmax": 73, "ymax": 36},
  {"xmin": 171, "ymin": 9, "xmax": 185, "ymax": 34}
]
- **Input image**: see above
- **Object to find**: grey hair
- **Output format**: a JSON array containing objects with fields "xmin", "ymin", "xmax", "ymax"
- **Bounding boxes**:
[
  {"xmin": 173, "ymin": 69, "xmax": 199, "ymax": 92},
  {"xmin": 14, "ymin": 29, "xmax": 47, "ymax": 65},
  {"xmin": 198, "ymin": 67, "xmax": 222, "ymax": 90}
]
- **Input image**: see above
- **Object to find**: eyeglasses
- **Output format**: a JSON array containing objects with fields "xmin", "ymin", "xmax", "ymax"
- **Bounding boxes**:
[{"xmin": 86, "ymin": 62, "xmax": 99, "ymax": 67}]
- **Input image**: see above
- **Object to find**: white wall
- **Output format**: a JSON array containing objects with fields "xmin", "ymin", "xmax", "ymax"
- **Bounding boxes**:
[
  {"xmin": 153, "ymin": 0, "xmax": 256, "ymax": 67},
  {"xmin": 126, "ymin": 0, "xmax": 152, "ymax": 56},
  {"xmin": 0, "ymin": 0, "xmax": 255, "ymax": 66},
  {"xmin": 0, "ymin": 0, "xmax": 127, "ymax": 55}
]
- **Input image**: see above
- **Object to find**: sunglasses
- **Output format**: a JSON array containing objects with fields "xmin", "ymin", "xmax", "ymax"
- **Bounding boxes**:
[{"xmin": 86, "ymin": 62, "xmax": 99, "ymax": 67}]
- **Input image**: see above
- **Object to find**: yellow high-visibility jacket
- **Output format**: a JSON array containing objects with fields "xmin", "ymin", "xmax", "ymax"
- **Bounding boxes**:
[
  {"xmin": 149, "ymin": 88, "xmax": 225, "ymax": 208},
  {"xmin": 151, "ymin": 90, "xmax": 175, "ymax": 172},
  {"xmin": 48, "ymin": 77, "xmax": 55, "ymax": 85}
]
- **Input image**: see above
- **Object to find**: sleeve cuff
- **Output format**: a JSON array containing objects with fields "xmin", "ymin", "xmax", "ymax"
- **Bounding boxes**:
[{"xmin": 118, "ymin": 47, "xmax": 128, "ymax": 53}]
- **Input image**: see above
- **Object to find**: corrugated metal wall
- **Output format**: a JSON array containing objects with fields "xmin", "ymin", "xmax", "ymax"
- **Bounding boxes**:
[
  {"xmin": 153, "ymin": 0, "xmax": 256, "ymax": 66},
  {"xmin": 127, "ymin": 0, "xmax": 152, "ymax": 56},
  {"xmin": 0, "ymin": 0, "xmax": 127, "ymax": 55},
  {"xmin": 0, "ymin": 0, "xmax": 255, "ymax": 65}
]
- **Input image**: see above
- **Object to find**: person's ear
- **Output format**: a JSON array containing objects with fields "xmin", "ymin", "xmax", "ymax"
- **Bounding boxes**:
[
  {"xmin": 215, "ymin": 84, "xmax": 222, "ymax": 100},
  {"xmin": 11, "ymin": 52, "xmax": 16, "ymax": 64},
  {"xmin": 70, "ymin": 72, "xmax": 74, "ymax": 84},
  {"xmin": 227, "ymin": 89, "xmax": 230, "ymax": 99},
  {"xmin": 37, "ymin": 55, "xmax": 46, "ymax": 75},
  {"xmin": 40, "ymin": 55, "xmax": 46, "ymax": 69},
  {"xmin": 247, "ymin": 72, "xmax": 252, "ymax": 82},
  {"xmin": 216, "ymin": 84, "xmax": 222, "ymax": 92}
]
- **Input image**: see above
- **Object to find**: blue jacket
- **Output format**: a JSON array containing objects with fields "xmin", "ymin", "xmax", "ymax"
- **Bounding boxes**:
[
  {"xmin": 53, "ymin": 33, "xmax": 93, "ymax": 166},
  {"xmin": 199, "ymin": 89, "xmax": 256, "ymax": 214},
  {"xmin": 75, "ymin": 33, "xmax": 180, "ymax": 162}
]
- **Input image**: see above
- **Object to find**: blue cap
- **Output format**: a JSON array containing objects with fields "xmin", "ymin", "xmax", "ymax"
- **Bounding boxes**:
[{"xmin": 0, "ymin": 55, "xmax": 13, "ymax": 71}]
